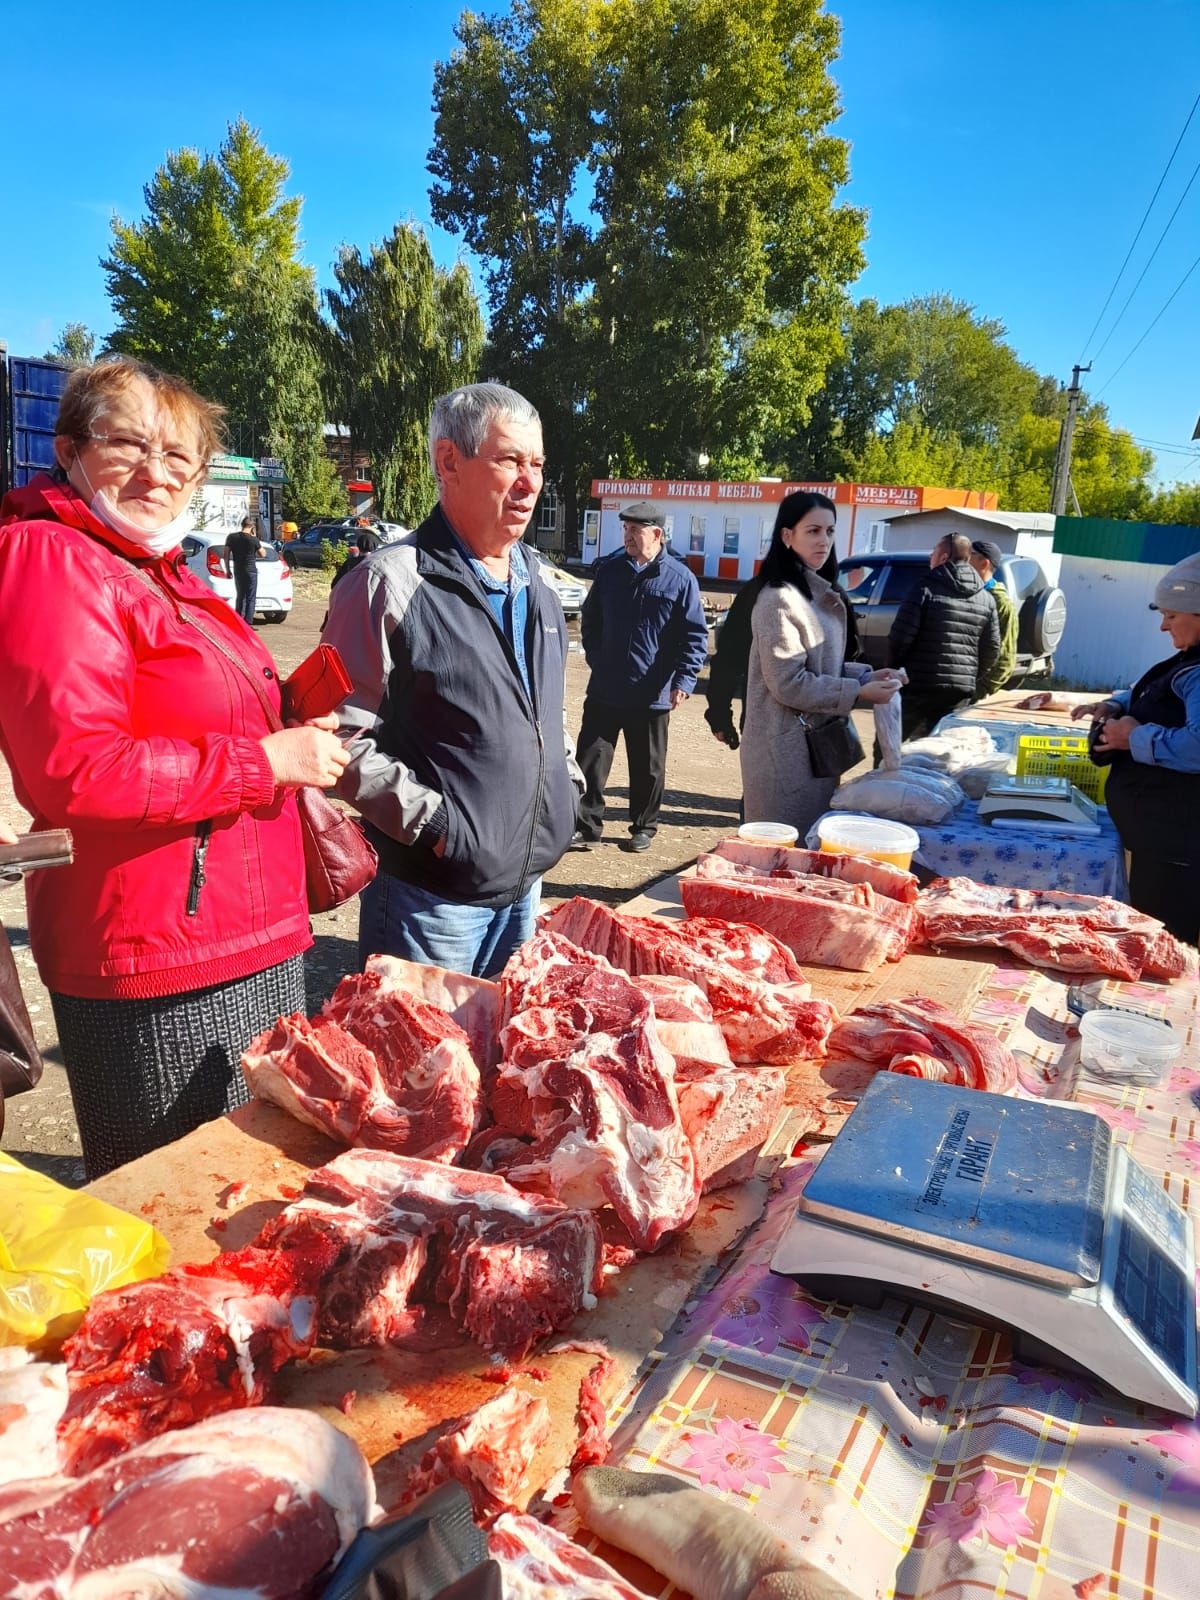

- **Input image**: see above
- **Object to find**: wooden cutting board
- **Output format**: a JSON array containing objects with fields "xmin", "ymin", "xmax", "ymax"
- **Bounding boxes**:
[{"xmin": 87, "ymin": 1100, "xmax": 770, "ymax": 1508}]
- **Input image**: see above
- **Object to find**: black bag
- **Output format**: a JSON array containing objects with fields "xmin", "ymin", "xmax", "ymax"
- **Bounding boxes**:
[{"xmin": 803, "ymin": 713, "xmax": 864, "ymax": 780}]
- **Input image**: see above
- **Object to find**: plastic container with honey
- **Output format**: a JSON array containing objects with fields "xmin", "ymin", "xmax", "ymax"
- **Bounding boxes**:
[{"xmin": 815, "ymin": 814, "xmax": 919, "ymax": 870}]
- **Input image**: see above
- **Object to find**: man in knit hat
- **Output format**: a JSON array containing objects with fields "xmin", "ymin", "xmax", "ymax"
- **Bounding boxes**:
[{"xmin": 1072, "ymin": 550, "xmax": 1200, "ymax": 943}]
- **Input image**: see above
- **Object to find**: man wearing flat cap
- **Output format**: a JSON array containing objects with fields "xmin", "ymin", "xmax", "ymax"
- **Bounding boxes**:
[
  {"xmin": 572, "ymin": 501, "xmax": 708, "ymax": 852},
  {"xmin": 1072, "ymin": 550, "xmax": 1200, "ymax": 943},
  {"xmin": 968, "ymin": 539, "xmax": 1018, "ymax": 698}
]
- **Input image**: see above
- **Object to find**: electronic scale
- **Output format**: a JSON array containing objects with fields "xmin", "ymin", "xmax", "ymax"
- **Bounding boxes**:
[
  {"xmin": 771, "ymin": 1075, "xmax": 1198, "ymax": 1414},
  {"xmin": 976, "ymin": 773, "xmax": 1101, "ymax": 836}
]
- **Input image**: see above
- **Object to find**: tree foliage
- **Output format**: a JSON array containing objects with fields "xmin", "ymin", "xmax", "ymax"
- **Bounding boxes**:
[
  {"xmin": 1144, "ymin": 479, "xmax": 1200, "ymax": 527},
  {"xmin": 45, "ymin": 323, "xmax": 96, "ymax": 366},
  {"xmin": 429, "ymin": 0, "xmax": 864, "ymax": 530},
  {"xmin": 102, "ymin": 120, "xmax": 343, "ymax": 520},
  {"xmin": 322, "ymin": 225, "xmax": 484, "ymax": 526}
]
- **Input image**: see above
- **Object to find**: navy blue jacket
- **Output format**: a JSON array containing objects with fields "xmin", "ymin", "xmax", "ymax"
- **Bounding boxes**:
[
  {"xmin": 322, "ymin": 507, "xmax": 578, "ymax": 907},
  {"xmin": 581, "ymin": 547, "xmax": 709, "ymax": 712}
]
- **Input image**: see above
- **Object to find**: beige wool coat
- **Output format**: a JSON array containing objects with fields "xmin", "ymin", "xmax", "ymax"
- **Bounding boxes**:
[{"xmin": 739, "ymin": 572, "xmax": 867, "ymax": 838}]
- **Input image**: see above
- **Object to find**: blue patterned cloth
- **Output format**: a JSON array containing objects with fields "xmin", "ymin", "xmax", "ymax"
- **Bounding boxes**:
[{"xmin": 911, "ymin": 798, "xmax": 1128, "ymax": 898}]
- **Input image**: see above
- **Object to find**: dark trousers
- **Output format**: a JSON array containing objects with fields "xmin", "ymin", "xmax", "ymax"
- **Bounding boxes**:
[
  {"xmin": 576, "ymin": 698, "xmax": 670, "ymax": 838},
  {"xmin": 233, "ymin": 566, "xmax": 258, "ymax": 623},
  {"xmin": 900, "ymin": 690, "xmax": 971, "ymax": 743},
  {"xmin": 1129, "ymin": 855, "xmax": 1200, "ymax": 947}
]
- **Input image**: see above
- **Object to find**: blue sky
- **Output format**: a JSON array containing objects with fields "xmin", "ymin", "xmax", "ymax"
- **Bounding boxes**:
[{"xmin": 3, "ymin": 0, "xmax": 1198, "ymax": 484}]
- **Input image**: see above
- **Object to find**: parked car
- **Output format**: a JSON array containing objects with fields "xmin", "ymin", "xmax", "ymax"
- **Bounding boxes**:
[
  {"xmin": 280, "ymin": 524, "xmax": 356, "ymax": 569},
  {"xmin": 537, "ymin": 555, "xmax": 589, "ymax": 617},
  {"xmin": 180, "ymin": 530, "xmax": 293, "ymax": 623},
  {"xmin": 838, "ymin": 551, "xmax": 1067, "ymax": 679}
]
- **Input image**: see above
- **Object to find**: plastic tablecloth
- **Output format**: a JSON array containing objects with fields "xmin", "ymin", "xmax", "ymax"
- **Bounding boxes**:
[
  {"xmin": 566, "ymin": 960, "xmax": 1200, "ymax": 1600},
  {"xmin": 912, "ymin": 800, "xmax": 1127, "ymax": 899}
]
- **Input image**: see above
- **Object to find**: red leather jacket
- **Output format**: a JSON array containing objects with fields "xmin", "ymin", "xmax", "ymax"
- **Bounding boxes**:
[{"xmin": 0, "ymin": 477, "xmax": 310, "ymax": 1000}]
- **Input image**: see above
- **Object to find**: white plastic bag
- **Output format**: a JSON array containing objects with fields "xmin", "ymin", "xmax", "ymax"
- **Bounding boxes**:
[
  {"xmin": 831, "ymin": 770, "xmax": 964, "ymax": 824},
  {"xmin": 874, "ymin": 695, "xmax": 904, "ymax": 771}
]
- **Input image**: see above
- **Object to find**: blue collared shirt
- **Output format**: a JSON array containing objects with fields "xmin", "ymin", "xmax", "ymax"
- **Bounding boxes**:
[
  {"xmin": 1113, "ymin": 664, "xmax": 1200, "ymax": 772},
  {"xmin": 449, "ymin": 530, "xmax": 532, "ymax": 697}
]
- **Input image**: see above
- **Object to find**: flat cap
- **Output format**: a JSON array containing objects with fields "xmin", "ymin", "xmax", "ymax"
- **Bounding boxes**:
[
  {"xmin": 970, "ymin": 538, "xmax": 1005, "ymax": 571},
  {"xmin": 1150, "ymin": 551, "xmax": 1200, "ymax": 615},
  {"xmin": 619, "ymin": 500, "xmax": 663, "ymax": 527}
]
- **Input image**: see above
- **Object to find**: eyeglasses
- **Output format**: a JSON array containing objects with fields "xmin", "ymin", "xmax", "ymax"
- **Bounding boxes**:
[{"xmin": 85, "ymin": 432, "xmax": 204, "ymax": 483}]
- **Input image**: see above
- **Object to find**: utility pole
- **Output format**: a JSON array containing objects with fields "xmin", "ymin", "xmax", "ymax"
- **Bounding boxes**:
[{"xmin": 1050, "ymin": 362, "xmax": 1091, "ymax": 516}]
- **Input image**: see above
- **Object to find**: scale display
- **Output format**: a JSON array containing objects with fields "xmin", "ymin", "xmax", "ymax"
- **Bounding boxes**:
[{"xmin": 772, "ymin": 1076, "xmax": 1198, "ymax": 1414}]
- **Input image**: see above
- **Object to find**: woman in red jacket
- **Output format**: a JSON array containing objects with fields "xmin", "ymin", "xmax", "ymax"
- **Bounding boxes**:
[{"xmin": 0, "ymin": 358, "xmax": 348, "ymax": 1177}]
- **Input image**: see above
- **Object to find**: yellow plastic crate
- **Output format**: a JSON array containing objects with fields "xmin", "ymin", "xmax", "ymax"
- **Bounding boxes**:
[{"xmin": 1016, "ymin": 733, "xmax": 1109, "ymax": 803}]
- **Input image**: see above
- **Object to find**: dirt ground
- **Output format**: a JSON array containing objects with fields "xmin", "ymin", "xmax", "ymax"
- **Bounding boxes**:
[{"xmin": 0, "ymin": 568, "xmax": 875, "ymax": 1184}]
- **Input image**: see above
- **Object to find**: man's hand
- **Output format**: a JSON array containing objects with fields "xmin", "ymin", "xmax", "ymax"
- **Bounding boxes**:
[
  {"xmin": 669, "ymin": 688, "xmax": 689, "ymax": 710},
  {"xmin": 1093, "ymin": 714, "xmax": 1138, "ymax": 752}
]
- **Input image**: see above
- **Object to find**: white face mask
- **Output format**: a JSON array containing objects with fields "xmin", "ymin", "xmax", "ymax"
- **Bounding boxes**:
[{"xmin": 75, "ymin": 458, "xmax": 194, "ymax": 557}]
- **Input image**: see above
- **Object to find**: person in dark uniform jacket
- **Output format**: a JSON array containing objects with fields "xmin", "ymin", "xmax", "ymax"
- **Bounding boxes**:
[
  {"xmin": 888, "ymin": 532, "xmax": 1001, "ymax": 740},
  {"xmin": 223, "ymin": 516, "xmax": 265, "ymax": 623},
  {"xmin": 573, "ymin": 501, "xmax": 709, "ymax": 853},
  {"xmin": 1073, "ymin": 551, "xmax": 1200, "ymax": 944}
]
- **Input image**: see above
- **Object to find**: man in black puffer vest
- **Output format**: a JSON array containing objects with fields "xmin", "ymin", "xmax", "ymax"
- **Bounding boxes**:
[{"xmin": 888, "ymin": 533, "xmax": 1000, "ymax": 741}]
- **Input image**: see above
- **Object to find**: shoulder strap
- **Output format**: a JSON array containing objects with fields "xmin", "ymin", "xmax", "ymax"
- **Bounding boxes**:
[{"xmin": 126, "ymin": 564, "xmax": 283, "ymax": 732}]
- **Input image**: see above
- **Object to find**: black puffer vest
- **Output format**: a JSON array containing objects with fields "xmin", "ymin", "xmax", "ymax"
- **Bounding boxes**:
[{"xmin": 1104, "ymin": 645, "xmax": 1200, "ymax": 862}]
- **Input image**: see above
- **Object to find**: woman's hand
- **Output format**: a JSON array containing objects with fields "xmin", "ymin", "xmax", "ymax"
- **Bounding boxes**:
[
  {"xmin": 1092, "ymin": 715, "xmax": 1138, "ymax": 753},
  {"xmin": 856, "ymin": 677, "xmax": 901, "ymax": 705},
  {"xmin": 867, "ymin": 668, "xmax": 906, "ymax": 686},
  {"xmin": 261, "ymin": 726, "xmax": 350, "ymax": 789},
  {"xmin": 1071, "ymin": 698, "xmax": 1117, "ymax": 722}
]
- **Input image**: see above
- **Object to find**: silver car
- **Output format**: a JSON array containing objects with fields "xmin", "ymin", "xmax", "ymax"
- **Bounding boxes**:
[{"xmin": 539, "ymin": 559, "xmax": 589, "ymax": 617}]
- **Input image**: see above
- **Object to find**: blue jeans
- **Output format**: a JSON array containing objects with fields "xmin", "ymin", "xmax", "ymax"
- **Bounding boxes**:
[
  {"xmin": 358, "ymin": 872, "xmax": 542, "ymax": 978},
  {"xmin": 233, "ymin": 566, "xmax": 257, "ymax": 623}
]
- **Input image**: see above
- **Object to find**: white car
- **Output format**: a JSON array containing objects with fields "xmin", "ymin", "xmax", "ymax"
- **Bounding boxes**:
[
  {"xmin": 181, "ymin": 530, "xmax": 294, "ymax": 623},
  {"xmin": 538, "ymin": 558, "xmax": 589, "ymax": 617}
]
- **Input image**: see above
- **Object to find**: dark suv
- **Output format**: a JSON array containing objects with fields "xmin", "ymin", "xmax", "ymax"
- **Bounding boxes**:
[
  {"xmin": 838, "ymin": 551, "xmax": 1066, "ymax": 680},
  {"xmin": 280, "ymin": 524, "xmax": 357, "ymax": 569}
]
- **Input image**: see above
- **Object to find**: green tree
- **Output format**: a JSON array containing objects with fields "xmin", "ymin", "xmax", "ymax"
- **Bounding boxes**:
[
  {"xmin": 430, "ymin": 0, "xmax": 864, "ymax": 539},
  {"xmin": 323, "ymin": 224, "xmax": 484, "ymax": 526},
  {"xmin": 997, "ymin": 404, "xmax": 1152, "ymax": 518},
  {"xmin": 1145, "ymin": 480, "xmax": 1200, "ymax": 526},
  {"xmin": 45, "ymin": 322, "xmax": 96, "ymax": 366},
  {"xmin": 102, "ymin": 120, "xmax": 341, "ymax": 521}
]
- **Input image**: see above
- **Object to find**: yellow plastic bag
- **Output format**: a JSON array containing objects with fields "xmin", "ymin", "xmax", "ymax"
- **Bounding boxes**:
[{"xmin": 0, "ymin": 1152, "xmax": 170, "ymax": 1347}]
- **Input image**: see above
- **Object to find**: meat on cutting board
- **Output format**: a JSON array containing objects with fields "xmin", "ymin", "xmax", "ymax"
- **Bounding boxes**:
[
  {"xmin": 365, "ymin": 953, "xmax": 501, "ymax": 1075},
  {"xmin": 917, "ymin": 876, "xmax": 1190, "ymax": 982},
  {"xmin": 712, "ymin": 837, "xmax": 920, "ymax": 902},
  {"xmin": 255, "ymin": 1148, "xmax": 603, "ymax": 1358},
  {"xmin": 58, "ymin": 1242, "xmax": 332, "ymax": 1477},
  {"xmin": 0, "ymin": 1406, "xmax": 375, "ymax": 1600},
  {"xmin": 400, "ymin": 1385, "xmax": 552, "ymax": 1524},
  {"xmin": 242, "ymin": 972, "xmax": 481, "ymax": 1163},
  {"xmin": 493, "ymin": 931, "xmax": 700, "ymax": 1250},
  {"xmin": 0, "ymin": 1350, "xmax": 67, "ymax": 1485},
  {"xmin": 682, "ymin": 855, "xmax": 915, "ymax": 971},
  {"xmin": 542, "ymin": 898, "xmax": 836, "ymax": 1064},
  {"xmin": 827, "ymin": 995, "xmax": 1018, "ymax": 1093},
  {"xmin": 489, "ymin": 1512, "xmax": 650, "ymax": 1600}
]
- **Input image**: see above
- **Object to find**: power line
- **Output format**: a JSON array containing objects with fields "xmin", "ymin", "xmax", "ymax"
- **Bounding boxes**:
[
  {"xmin": 1095, "ymin": 244, "xmax": 1200, "ymax": 398},
  {"xmin": 1091, "ymin": 152, "xmax": 1200, "ymax": 364},
  {"xmin": 1079, "ymin": 89, "xmax": 1200, "ymax": 360}
]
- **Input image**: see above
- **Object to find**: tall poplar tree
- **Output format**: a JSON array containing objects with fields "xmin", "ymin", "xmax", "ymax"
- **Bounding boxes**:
[{"xmin": 322, "ymin": 225, "xmax": 485, "ymax": 526}]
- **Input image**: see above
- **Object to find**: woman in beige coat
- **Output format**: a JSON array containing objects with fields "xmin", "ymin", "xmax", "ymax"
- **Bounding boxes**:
[{"xmin": 740, "ymin": 491, "xmax": 901, "ymax": 838}]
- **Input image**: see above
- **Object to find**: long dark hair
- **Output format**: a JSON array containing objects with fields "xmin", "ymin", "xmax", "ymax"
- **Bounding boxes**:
[{"xmin": 755, "ymin": 490, "xmax": 860, "ymax": 660}]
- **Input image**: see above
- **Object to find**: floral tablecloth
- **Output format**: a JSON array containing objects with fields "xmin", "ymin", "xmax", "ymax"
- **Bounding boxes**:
[
  {"xmin": 910, "ymin": 799, "xmax": 1128, "ymax": 899},
  {"xmin": 567, "ymin": 960, "xmax": 1200, "ymax": 1600}
]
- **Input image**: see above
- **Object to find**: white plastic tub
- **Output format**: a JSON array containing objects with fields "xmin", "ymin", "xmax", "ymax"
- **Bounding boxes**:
[
  {"xmin": 1078, "ymin": 1009, "xmax": 1182, "ymax": 1086},
  {"xmin": 815, "ymin": 814, "xmax": 920, "ymax": 871},
  {"xmin": 737, "ymin": 821, "xmax": 800, "ymax": 846}
]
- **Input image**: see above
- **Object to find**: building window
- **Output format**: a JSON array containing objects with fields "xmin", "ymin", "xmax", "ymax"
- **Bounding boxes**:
[
  {"xmin": 759, "ymin": 518, "xmax": 773, "ymax": 557},
  {"xmin": 689, "ymin": 515, "xmax": 706, "ymax": 554},
  {"xmin": 535, "ymin": 484, "xmax": 559, "ymax": 533},
  {"xmin": 723, "ymin": 516, "xmax": 740, "ymax": 556}
]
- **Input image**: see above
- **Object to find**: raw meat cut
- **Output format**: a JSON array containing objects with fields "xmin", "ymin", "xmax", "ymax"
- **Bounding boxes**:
[
  {"xmin": 243, "ymin": 971, "xmax": 481, "ymax": 1163},
  {"xmin": 713, "ymin": 837, "xmax": 919, "ymax": 902},
  {"xmin": 400, "ymin": 1386, "xmax": 551, "ymax": 1524},
  {"xmin": 366, "ymin": 953, "xmax": 501, "ymax": 1075},
  {"xmin": 635, "ymin": 973, "xmax": 732, "ymax": 1070},
  {"xmin": 495, "ymin": 931, "xmax": 700, "ymax": 1249},
  {"xmin": 0, "ymin": 1349, "xmax": 67, "ymax": 1485},
  {"xmin": 543, "ymin": 898, "xmax": 836, "ymax": 1064},
  {"xmin": 683, "ymin": 854, "xmax": 915, "ymax": 971},
  {"xmin": 58, "ymin": 1242, "xmax": 331, "ymax": 1477},
  {"xmin": 827, "ymin": 996, "xmax": 1018, "ymax": 1093},
  {"xmin": 676, "ymin": 1061, "xmax": 788, "ymax": 1190},
  {"xmin": 489, "ymin": 1512, "xmax": 649, "ymax": 1600},
  {"xmin": 255, "ymin": 1148, "xmax": 602, "ymax": 1358},
  {"xmin": 570, "ymin": 1347, "xmax": 617, "ymax": 1471},
  {"xmin": 917, "ymin": 876, "xmax": 1190, "ymax": 982},
  {"xmin": 0, "ymin": 1406, "xmax": 375, "ymax": 1600}
]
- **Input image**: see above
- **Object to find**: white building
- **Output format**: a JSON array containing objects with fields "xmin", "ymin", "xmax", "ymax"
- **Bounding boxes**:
[{"xmin": 586, "ymin": 477, "xmax": 997, "ymax": 581}]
